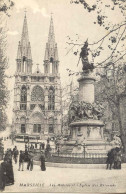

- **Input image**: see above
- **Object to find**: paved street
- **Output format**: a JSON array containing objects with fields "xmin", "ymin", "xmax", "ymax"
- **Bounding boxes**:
[
  {"xmin": 3, "ymin": 161, "xmax": 126, "ymax": 193},
  {"xmin": 2, "ymin": 139, "xmax": 126, "ymax": 193}
]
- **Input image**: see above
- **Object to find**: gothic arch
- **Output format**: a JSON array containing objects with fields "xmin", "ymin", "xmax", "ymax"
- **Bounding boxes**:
[
  {"xmin": 20, "ymin": 116, "xmax": 26, "ymax": 123},
  {"xmin": 48, "ymin": 86, "xmax": 55, "ymax": 110},
  {"xmin": 20, "ymin": 85, "xmax": 27, "ymax": 110},
  {"xmin": 20, "ymin": 116, "xmax": 26, "ymax": 133},
  {"xmin": 31, "ymin": 112, "xmax": 44, "ymax": 133},
  {"xmin": 48, "ymin": 117, "xmax": 54, "ymax": 133},
  {"xmin": 32, "ymin": 112, "xmax": 43, "ymax": 123}
]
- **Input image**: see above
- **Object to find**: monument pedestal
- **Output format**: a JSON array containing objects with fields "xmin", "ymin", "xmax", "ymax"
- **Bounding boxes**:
[{"xmin": 62, "ymin": 72, "xmax": 112, "ymax": 156}]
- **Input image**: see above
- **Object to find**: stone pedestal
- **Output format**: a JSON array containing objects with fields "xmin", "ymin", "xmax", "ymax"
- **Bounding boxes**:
[
  {"xmin": 66, "ymin": 72, "xmax": 110, "ymax": 155},
  {"xmin": 78, "ymin": 74, "xmax": 95, "ymax": 103}
]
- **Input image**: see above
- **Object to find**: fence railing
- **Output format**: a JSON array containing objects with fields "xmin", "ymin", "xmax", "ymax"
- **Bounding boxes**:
[{"xmin": 52, "ymin": 152, "xmax": 107, "ymax": 158}]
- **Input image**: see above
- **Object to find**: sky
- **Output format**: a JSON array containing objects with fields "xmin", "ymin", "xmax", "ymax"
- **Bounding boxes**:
[{"xmin": 4, "ymin": 0, "xmax": 125, "ymax": 123}]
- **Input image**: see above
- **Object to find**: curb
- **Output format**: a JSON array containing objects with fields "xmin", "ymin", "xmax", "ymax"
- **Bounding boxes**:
[{"xmin": 45, "ymin": 162, "xmax": 126, "ymax": 169}]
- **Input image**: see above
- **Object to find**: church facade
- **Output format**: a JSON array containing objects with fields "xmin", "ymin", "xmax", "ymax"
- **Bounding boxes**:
[{"xmin": 13, "ymin": 14, "xmax": 62, "ymax": 139}]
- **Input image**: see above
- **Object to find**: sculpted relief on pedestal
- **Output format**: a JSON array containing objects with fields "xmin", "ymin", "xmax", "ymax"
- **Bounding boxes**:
[{"xmin": 68, "ymin": 101, "xmax": 104, "ymax": 123}]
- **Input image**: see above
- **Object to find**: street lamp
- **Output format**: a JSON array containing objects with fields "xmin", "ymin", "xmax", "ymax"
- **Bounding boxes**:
[
  {"xmin": 83, "ymin": 143, "xmax": 86, "ymax": 159},
  {"xmin": 82, "ymin": 138, "xmax": 86, "ymax": 159},
  {"xmin": 57, "ymin": 144, "xmax": 60, "ymax": 156}
]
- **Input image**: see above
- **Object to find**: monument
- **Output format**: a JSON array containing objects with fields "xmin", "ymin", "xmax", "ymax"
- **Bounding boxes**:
[{"xmin": 65, "ymin": 40, "xmax": 111, "ymax": 157}]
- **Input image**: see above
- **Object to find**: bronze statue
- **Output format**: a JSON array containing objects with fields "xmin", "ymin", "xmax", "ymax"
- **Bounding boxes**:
[{"xmin": 80, "ymin": 40, "xmax": 94, "ymax": 73}]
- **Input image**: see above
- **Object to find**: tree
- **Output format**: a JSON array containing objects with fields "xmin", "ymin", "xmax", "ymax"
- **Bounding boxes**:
[
  {"xmin": 66, "ymin": 0, "xmax": 126, "ymax": 151},
  {"xmin": 0, "ymin": 0, "xmax": 14, "ymax": 130},
  {"xmin": 0, "ymin": 0, "xmax": 14, "ymax": 16},
  {"xmin": 95, "ymin": 61, "xmax": 126, "ymax": 152},
  {"xmin": 0, "ymin": 20, "xmax": 8, "ymax": 130},
  {"xmin": 66, "ymin": 0, "xmax": 126, "ymax": 71}
]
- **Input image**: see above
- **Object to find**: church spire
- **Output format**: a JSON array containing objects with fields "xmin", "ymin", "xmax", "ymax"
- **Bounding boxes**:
[
  {"xmin": 48, "ymin": 15, "xmax": 55, "ymax": 45},
  {"xmin": 21, "ymin": 13, "xmax": 29, "ymax": 54},
  {"xmin": 44, "ymin": 15, "xmax": 59, "ymax": 75},
  {"xmin": 16, "ymin": 11, "xmax": 32, "ymax": 74}
]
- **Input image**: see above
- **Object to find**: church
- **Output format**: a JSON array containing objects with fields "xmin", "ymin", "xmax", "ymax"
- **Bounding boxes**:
[{"xmin": 13, "ymin": 13, "xmax": 62, "ymax": 140}]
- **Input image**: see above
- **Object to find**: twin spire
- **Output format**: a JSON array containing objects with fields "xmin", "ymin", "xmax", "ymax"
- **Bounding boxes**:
[
  {"xmin": 17, "ymin": 13, "xmax": 32, "ymax": 61},
  {"xmin": 17, "ymin": 12, "xmax": 59, "ymax": 74},
  {"xmin": 44, "ymin": 14, "xmax": 59, "ymax": 61}
]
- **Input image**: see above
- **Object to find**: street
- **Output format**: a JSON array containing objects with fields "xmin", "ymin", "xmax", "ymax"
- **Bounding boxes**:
[
  {"xmin": 2, "ymin": 140, "xmax": 126, "ymax": 193},
  {"xmin": 3, "ymin": 161, "xmax": 126, "ymax": 193}
]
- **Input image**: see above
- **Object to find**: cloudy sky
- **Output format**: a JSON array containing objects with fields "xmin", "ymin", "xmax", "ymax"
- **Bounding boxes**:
[{"xmin": 5, "ymin": 0, "xmax": 124, "ymax": 123}]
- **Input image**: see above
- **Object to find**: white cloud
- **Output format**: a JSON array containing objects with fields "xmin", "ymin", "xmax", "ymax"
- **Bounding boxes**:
[
  {"xmin": 33, "ymin": 7, "xmax": 50, "ymax": 17},
  {"xmin": 13, "ymin": 0, "xmax": 49, "ymax": 17},
  {"xmin": 7, "ymin": 31, "xmax": 19, "ymax": 36}
]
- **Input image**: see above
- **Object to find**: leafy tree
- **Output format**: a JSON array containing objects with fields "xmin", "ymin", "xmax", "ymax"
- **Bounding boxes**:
[
  {"xmin": 0, "ymin": 0, "xmax": 14, "ymax": 16},
  {"xmin": 0, "ymin": 0, "xmax": 14, "ymax": 130},
  {"xmin": 66, "ymin": 0, "xmax": 126, "ymax": 151},
  {"xmin": 95, "ymin": 61, "xmax": 126, "ymax": 151},
  {"xmin": 0, "ymin": 20, "xmax": 8, "ymax": 130}
]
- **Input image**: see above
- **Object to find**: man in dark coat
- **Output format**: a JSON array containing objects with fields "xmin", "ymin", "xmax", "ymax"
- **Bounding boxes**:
[
  {"xmin": 18, "ymin": 150, "xmax": 25, "ymax": 171},
  {"xmin": 27, "ymin": 154, "xmax": 33, "ymax": 171},
  {"xmin": 13, "ymin": 146, "xmax": 18, "ymax": 164},
  {"xmin": 106, "ymin": 149, "xmax": 114, "ymax": 170},
  {"xmin": 114, "ymin": 147, "xmax": 122, "ymax": 169},
  {"xmin": 40, "ymin": 153, "xmax": 46, "ymax": 171}
]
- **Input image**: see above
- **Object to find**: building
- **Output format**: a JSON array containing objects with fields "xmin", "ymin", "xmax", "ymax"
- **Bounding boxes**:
[{"xmin": 13, "ymin": 13, "xmax": 62, "ymax": 139}]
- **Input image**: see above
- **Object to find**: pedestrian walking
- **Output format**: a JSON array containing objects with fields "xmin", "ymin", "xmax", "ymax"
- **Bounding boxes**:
[
  {"xmin": 13, "ymin": 146, "xmax": 18, "ymax": 164},
  {"xmin": 18, "ymin": 150, "xmax": 25, "ymax": 171},
  {"xmin": 40, "ymin": 153, "xmax": 46, "ymax": 171},
  {"xmin": 106, "ymin": 149, "xmax": 114, "ymax": 170},
  {"xmin": 42, "ymin": 142, "xmax": 45, "ymax": 150},
  {"xmin": 27, "ymin": 154, "xmax": 33, "ymax": 171},
  {"xmin": 114, "ymin": 147, "xmax": 122, "ymax": 169}
]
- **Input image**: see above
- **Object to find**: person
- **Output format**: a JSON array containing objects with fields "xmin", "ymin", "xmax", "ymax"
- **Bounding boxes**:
[
  {"xmin": 13, "ymin": 146, "xmax": 18, "ymax": 164},
  {"xmin": 35, "ymin": 143, "xmax": 37, "ymax": 149},
  {"xmin": 5, "ymin": 158, "xmax": 14, "ymax": 185},
  {"xmin": 0, "ymin": 158, "xmax": 7, "ymax": 191},
  {"xmin": 106, "ymin": 149, "xmax": 114, "ymax": 170},
  {"xmin": 27, "ymin": 154, "xmax": 33, "ymax": 171},
  {"xmin": 5, "ymin": 149, "xmax": 13, "ymax": 161},
  {"xmin": 24, "ymin": 149, "xmax": 29, "ymax": 162},
  {"xmin": 40, "ymin": 153, "xmax": 46, "ymax": 171},
  {"xmin": 114, "ymin": 147, "xmax": 122, "ymax": 169},
  {"xmin": 45, "ymin": 142, "xmax": 51, "ymax": 158},
  {"xmin": 25, "ymin": 143, "xmax": 28, "ymax": 150},
  {"xmin": 0, "ymin": 162, "xmax": 4, "ymax": 191},
  {"xmin": 47, "ymin": 137, "xmax": 50, "ymax": 144},
  {"xmin": 42, "ymin": 142, "xmax": 45, "ymax": 150},
  {"xmin": 18, "ymin": 150, "xmax": 25, "ymax": 171}
]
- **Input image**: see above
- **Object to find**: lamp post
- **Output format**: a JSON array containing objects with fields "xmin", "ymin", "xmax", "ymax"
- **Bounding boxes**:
[
  {"xmin": 57, "ymin": 144, "xmax": 60, "ymax": 156},
  {"xmin": 82, "ymin": 138, "xmax": 86, "ymax": 159},
  {"xmin": 83, "ymin": 143, "xmax": 86, "ymax": 159}
]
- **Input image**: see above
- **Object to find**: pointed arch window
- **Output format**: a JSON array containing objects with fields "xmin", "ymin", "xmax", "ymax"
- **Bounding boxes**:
[
  {"xmin": 20, "ymin": 117, "xmax": 26, "ymax": 133},
  {"xmin": 48, "ymin": 117, "xmax": 54, "ymax": 133},
  {"xmin": 50, "ymin": 57, "xmax": 53, "ymax": 74},
  {"xmin": 48, "ymin": 86, "xmax": 55, "ymax": 110},
  {"xmin": 20, "ymin": 86, "xmax": 27, "ymax": 110}
]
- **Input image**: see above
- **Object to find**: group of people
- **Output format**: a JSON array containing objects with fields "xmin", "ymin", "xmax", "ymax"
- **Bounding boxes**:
[
  {"xmin": 106, "ymin": 147, "xmax": 122, "ymax": 170},
  {"xmin": 0, "ymin": 145, "xmax": 46, "ymax": 191},
  {"xmin": 0, "ymin": 148, "xmax": 14, "ymax": 191},
  {"xmin": 18, "ymin": 148, "xmax": 46, "ymax": 172}
]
